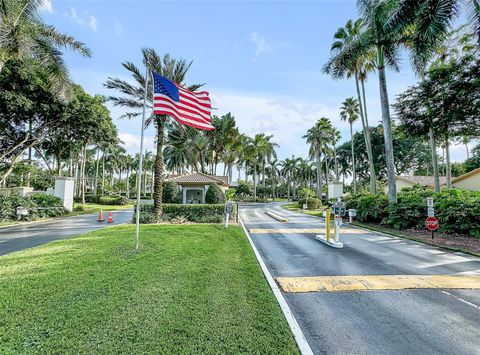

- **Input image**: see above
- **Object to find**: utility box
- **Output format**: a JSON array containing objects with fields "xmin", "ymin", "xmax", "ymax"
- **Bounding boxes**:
[
  {"xmin": 328, "ymin": 182, "xmax": 343, "ymax": 199},
  {"xmin": 54, "ymin": 177, "xmax": 74, "ymax": 212}
]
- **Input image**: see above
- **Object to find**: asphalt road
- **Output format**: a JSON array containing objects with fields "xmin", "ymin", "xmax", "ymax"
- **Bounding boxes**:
[
  {"xmin": 240, "ymin": 203, "xmax": 480, "ymax": 355},
  {"xmin": 0, "ymin": 209, "xmax": 133, "ymax": 256}
]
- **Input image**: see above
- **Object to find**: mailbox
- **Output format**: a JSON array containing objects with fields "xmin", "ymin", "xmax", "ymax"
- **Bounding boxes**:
[{"xmin": 16, "ymin": 206, "xmax": 28, "ymax": 220}]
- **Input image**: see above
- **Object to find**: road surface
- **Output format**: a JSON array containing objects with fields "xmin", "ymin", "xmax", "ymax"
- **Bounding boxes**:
[
  {"xmin": 240, "ymin": 203, "xmax": 480, "ymax": 355},
  {"xmin": 0, "ymin": 209, "xmax": 133, "ymax": 256}
]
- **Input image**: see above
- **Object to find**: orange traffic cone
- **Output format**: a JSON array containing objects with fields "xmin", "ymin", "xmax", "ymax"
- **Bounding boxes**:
[
  {"xmin": 97, "ymin": 209, "xmax": 105, "ymax": 222},
  {"xmin": 107, "ymin": 212, "xmax": 113, "ymax": 223}
]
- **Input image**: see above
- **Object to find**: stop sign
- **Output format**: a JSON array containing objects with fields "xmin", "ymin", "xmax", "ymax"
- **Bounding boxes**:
[{"xmin": 425, "ymin": 216, "xmax": 439, "ymax": 231}]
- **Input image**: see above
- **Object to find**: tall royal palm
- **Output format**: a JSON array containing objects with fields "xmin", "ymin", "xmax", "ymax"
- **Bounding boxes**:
[
  {"xmin": 105, "ymin": 49, "xmax": 202, "ymax": 221},
  {"xmin": 0, "ymin": 0, "xmax": 90, "ymax": 95},
  {"xmin": 323, "ymin": 18, "xmax": 377, "ymax": 194},
  {"xmin": 340, "ymin": 97, "xmax": 360, "ymax": 194}
]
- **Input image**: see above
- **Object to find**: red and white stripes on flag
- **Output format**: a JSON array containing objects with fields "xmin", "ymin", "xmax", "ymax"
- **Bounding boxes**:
[{"xmin": 152, "ymin": 72, "xmax": 214, "ymax": 130}]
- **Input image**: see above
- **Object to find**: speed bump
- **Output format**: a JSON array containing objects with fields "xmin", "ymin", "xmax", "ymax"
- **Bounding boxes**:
[{"xmin": 276, "ymin": 275, "xmax": 480, "ymax": 293}]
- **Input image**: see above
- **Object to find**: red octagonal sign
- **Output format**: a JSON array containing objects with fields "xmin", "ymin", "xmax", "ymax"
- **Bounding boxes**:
[{"xmin": 425, "ymin": 216, "xmax": 439, "ymax": 231}]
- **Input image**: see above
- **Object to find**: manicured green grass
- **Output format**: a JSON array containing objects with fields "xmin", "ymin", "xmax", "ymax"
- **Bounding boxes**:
[
  {"xmin": 72, "ymin": 202, "xmax": 133, "ymax": 215},
  {"xmin": 282, "ymin": 202, "xmax": 324, "ymax": 218},
  {"xmin": 0, "ymin": 224, "xmax": 298, "ymax": 354}
]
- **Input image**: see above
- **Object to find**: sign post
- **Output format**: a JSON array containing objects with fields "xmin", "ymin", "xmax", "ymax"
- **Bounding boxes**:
[
  {"xmin": 225, "ymin": 202, "xmax": 234, "ymax": 228},
  {"xmin": 425, "ymin": 197, "xmax": 437, "ymax": 239}
]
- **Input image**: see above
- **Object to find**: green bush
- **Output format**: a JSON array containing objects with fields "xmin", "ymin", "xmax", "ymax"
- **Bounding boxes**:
[
  {"xmin": 297, "ymin": 197, "xmax": 322, "ymax": 210},
  {"xmin": 383, "ymin": 187, "xmax": 433, "ymax": 229},
  {"xmin": 98, "ymin": 196, "xmax": 129, "ymax": 205},
  {"xmin": 137, "ymin": 204, "xmax": 227, "ymax": 223},
  {"xmin": 348, "ymin": 192, "xmax": 388, "ymax": 223},
  {"xmin": 205, "ymin": 184, "xmax": 225, "ymax": 204},
  {"xmin": 0, "ymin": 193, "xmax": 65, "ymax": 222},
  {"xmin": 163, "ymin": 182, "xmax": 182, "ymax": 203}
]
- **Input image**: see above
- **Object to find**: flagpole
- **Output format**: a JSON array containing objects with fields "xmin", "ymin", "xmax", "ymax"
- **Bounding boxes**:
[{"xmin": 135, "ymin": 67, "xmax": 149, "ymax": 250}]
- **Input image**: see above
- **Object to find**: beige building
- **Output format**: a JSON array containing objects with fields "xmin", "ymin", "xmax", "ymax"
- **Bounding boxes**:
[
  {"xmin": 451, "ymin": 167, "xmax": 480, "ymax": 191},
  {"xmin": 165, "ymin": 172, "xmax": 229, "ymax": 204},
  {"xmin": 392, "ymin": 168, "xmax": 480, "ymax": 193}
]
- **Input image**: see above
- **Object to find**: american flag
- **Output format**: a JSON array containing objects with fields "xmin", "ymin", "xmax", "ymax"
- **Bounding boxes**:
[{"xmin": 152, "ymin": 72, "xmax": 214, "ymax": 130}]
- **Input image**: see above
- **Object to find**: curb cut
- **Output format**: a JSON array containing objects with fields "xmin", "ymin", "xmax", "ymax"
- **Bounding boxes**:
[
  {"xmin": 240, "ymin": 220, "xmax": 313, "ymax": 355},
  {"xmin": 265, "ymin": 210, "xmax": 288, "ymax": 222}
]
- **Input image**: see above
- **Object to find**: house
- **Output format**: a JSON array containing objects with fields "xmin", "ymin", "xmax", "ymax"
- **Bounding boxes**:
[
  {"xmin": 165, "ymin": 172, "xmax": 229, "ymax": 204},
  {"xmin": 394, "ymin": 176, "xmax": 447, "ymax": 191},
  {"xmin": 392, "ymin": 168, "xmax": 480, "ymax": 193},
  {"xmin": 452, "ymin": 167, "xmax": 480, "ymax": 191}
]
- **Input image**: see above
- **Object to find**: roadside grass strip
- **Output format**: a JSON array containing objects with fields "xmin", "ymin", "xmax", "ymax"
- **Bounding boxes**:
[
  {"xmin": 265, "ymin": 210, "xmax": 288, "ymax": 222},
  {"xmin": 0, "ymin": 224, "xmax": 298, "ymax": 354},
  {"xmin": 276, "ymin": 275, "xmax": 480, "ymax": 293}
]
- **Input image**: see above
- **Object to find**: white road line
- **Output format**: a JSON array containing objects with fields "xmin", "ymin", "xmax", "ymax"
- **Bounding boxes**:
[
  {"xmin": 240, "ymin": 219, "xmax": 314, "ymax": 355},
  {"xmin": 440, "ymin": 290, "xmax": 480, "ymax": 310}
]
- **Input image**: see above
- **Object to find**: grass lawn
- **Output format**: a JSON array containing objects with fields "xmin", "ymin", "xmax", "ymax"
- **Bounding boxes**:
[
  {"xmin": 282, "ymin": 202, "xmax": 324, "ymax": 218},
  {"xmin": 72, "ymin": 202, "xmax": 133, "ymax": 215},
  {"xmin": 0, "ymin": 224, "xmax": 298, "ymax": 354}
]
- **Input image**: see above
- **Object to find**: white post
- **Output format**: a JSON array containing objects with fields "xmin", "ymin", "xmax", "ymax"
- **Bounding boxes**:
[
  {"xmin": 225, "ymin": 213, "xmax": 229, "ymax": 228},
  {"xmin": 135, "ymin": 68, "xmax": 149, "ymax": 250}
]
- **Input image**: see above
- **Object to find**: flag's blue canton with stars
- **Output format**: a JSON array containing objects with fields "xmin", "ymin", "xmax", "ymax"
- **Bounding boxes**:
[
  {"xmin": 152, "ymin": 71, "xmax": 214, "ymax": 131},
  {"xmin": 152, "ymin": 72, "xmax": 179, "ymax": 102}
]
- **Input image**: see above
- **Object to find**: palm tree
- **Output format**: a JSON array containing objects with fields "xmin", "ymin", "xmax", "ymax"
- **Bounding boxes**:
[
  {"xmin": 0, "ymin": 0, "xmax": 91, "ymax": 95},
  {"xmin": 323, "ymin": 18, "xmax": 377, "ymax": 194},
  {"xmin": 331, "ymin": 127, "xmax": 341, "ymax": 181},
  {"xmin": 303, "ymin": 118, "xmax": 334, "ymax": 200},
  {"xmin": 340, "ymin": 97, "xmax": 360, "ymax": 193},
  {"xmin": 255, "ymin": 133, "xmax": 278, "ymax": 187},
  {"xmin": 281, "ymin": 156, "xmax": 301, "ymax": 200},
  {"xmin": 269, "ymin": 158, "xmax": 282, "ymax": 200},
  {"xmin": 105, "ymin": 49, "xmax": 202, "ymax": 221},
  {"xmin": 387, "ymin": 0, "xmax": 480, "ymax": 71}
]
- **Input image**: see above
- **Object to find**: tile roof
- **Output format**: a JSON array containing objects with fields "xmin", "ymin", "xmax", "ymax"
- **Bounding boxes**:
[
  {"xmin": 397, "ymin": 176, "xmax": 447, "ymax": 187},
  {"xmin": 165, "ymin": 172, "xmax": 229, "ymax": 186},
  {"xmin": 452, "ymin": 167, "xmax": 480, "ymax": 183}
]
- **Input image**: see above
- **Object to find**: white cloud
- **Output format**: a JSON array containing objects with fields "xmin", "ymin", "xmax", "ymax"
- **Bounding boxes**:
[
  {"xmin": 119, "ymin": 133, "xmax": 155, "ymax": 154},
  {"xmin": 249, "ymin": 31, "xmax": 274, "ymax": 58},
  {"xmin": 211, "ymin": 88, "xmax": 340, "ymax": 159},
  {"xmin": 40, "ymin": 0, "xmax": 53, "ymax": 13},
  {"xmin": 113, "ymin": 20, "xmax": 123, "ymax": 35},
  {"xmin": 63, "ymin": 7, "xmax": 98, "ymax": 32}
]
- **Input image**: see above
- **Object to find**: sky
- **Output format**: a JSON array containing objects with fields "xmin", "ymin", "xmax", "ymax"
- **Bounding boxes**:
[{"xmin": 41, "ymin": 0, "xmax": 472, "ymax": 165}]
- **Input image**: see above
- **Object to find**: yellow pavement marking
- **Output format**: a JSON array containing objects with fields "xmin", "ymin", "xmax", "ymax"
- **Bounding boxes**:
[
  {"xmin": 249, "ymin": 228, "xmax": 323, "ymax": 234},
  {"xmin": 248, "ymin": 227, "xmax": 368, "ymax": 235},
  {"xmin": 276, "ymin": 275, "xmax": 480, "ymax": 293}
]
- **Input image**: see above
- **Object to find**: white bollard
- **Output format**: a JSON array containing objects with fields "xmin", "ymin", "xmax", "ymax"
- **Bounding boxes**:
[{"xmin": 225, "ymin": 213, "xmax": 230, "ymax": 228}]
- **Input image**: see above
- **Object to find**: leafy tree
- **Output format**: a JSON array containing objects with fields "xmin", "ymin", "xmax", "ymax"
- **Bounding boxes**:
[
  {"xmin": 205, "ymin": 183, "xmax": 225, "ymax": 204},
  {"xmin": 0, "ymin": 0, "xmax": 90, "ymax": 96},
  {"xmin": 162, "ymin": 182, "xmax": 182, "ymax": 203}
]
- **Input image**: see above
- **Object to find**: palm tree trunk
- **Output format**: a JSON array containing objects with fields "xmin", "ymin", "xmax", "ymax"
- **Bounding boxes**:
[
  {"xmin": 334, "ymin": 145, "xmax": 339, "ymax": 181},
  {"xmin": 377, "ymin": 49, "xmax": 397, "ymax": 203},
  {"xmin": 350, "ymin": 123, "xmax": 357, "ymax": 194},
  {"xmin": 151, "ymin": 165, "xmax": 154, "ymax": 197},
  {"xmin": 355, "ymin": 72, "xmax": 377, "ymax": 194},
  {"xmin": 126, "ymin": 168, "xmax": 130, "ymax": 197},
  {"xmin": 153, "ymin": 116, "xmax": 165, "ymax": 222},
  {"xmin": 316, "ymin": 152, "xmax": 323, "ymax": 199},
  {"xmin": 360, "ymin": 77, "xmax": 377, "ymax": 193},
  {"xmin": 101, "ymin": 151, "xmax": 106, "ymax": 196},
  {"xmin": 445, "ymin": 133, "xmax": 451, "ymax": 188},
  {"xmin": 465, "ymin": 144, "xmax": 470, "ymax": 159},
  {"xmin": 94, "ymin": 148, "xmax": 100, "ymax": 194},
  {"xmin": 81, "ymin": 145, "xmax": 87, "ymax": 204},
  {"xmin": 244, "ymin": 163, "xmax": 248, "ymax": 182},
  {"xmin": 324, "ymin": 150, "xmax": 329, "ymax": 200},
  {"xmin": 429, "ymin": 126, "xmax": 440, "ymax": 192},
  {"xmin": 253, "ymin": 164, "xmax": 257, "ymax": 201},
  {"xmin": 262, "ymin": 157, "xmax": 266, "ymax": 187}
]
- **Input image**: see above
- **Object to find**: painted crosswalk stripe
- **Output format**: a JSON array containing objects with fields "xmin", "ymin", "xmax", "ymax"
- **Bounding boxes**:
[{"xmin": 276, "ymin": 275, "xmax": 480, "ymax": 293}]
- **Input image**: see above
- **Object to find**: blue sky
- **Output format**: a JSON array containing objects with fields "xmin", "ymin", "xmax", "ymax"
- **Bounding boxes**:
[{"xmin": 41, "ymin": 0, "xmax": 470, "ymax": 164}]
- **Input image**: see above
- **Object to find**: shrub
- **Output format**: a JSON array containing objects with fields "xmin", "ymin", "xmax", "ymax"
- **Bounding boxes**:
[
  {"xmin": 136, "ymin": 204, "xmax": 226, "ymax": 223},
  {"xmin": 298, "ymin": 197, "xmax": 322, "ymax": 210},
  {"xmin": 163, "ymin": 182, "xmax": 182, "ymax": 203},
  {"xmin": 350, "ymin": 192, "xmax": 388, "ymax": 223},
  {"xmin": 0, "ymin": 193, "xmax": 65, "ymax": 222},
  {"xmin": 383, "ymin": 187, "xmax": 433, "ymax": 229},
  {"xmin": 98, "ymin": 196, "xmax": 129, "ymax": 205},
  {"xmin": 205, "ymin": 184, "xmax": 225, "ymax": 204}
]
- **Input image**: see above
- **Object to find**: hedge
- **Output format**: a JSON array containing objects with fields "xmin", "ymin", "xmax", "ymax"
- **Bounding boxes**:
[
  {"xmin": 346, "ymin": 187, "xmax": 480, "ymax": 237},
  {"xmin": 136, "ymin": 204, "xmax": 228, "ymax": 223},
  {"xmin": 297, "ymin": 197, "xmax": 322, "ymax": 210},
  {"xmin": 0, "ymin": 193, "xmax": 65, "ymax": 222},
  {"xmin": 98, "ymin": 196, "xmax": 129, "ymax": 205}
]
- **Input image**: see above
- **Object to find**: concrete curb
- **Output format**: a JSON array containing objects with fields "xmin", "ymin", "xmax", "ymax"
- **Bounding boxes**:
[
  {"xmin": 265, "ymin": 210, "xmax": 288, "ymax": 222},
  {"xmin": 315, "ymin": 234, "xmax": 344, "ymax": 248},
  {"xmin": 240, "ymin": 220, "xmax": 313, "ymax": 355}
]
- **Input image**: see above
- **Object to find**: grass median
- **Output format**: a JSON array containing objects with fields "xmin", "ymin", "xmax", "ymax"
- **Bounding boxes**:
[{"xmin": 0, "ymin": 224, "xmax": 298, "ymax": 354}]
